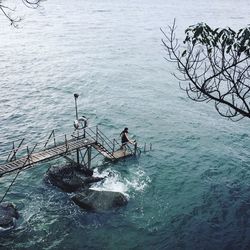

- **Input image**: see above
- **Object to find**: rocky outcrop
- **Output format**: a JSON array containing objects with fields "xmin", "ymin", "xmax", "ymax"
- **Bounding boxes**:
[
  {"xmin": 72, "ymin": 189, "xmax": 128, "ymax": 212},
  {"xmin": 45, "ymin": 164, "xmax": 128, "ymax": 212},
  {"xmin": 45, "ymin": 164, "xmax": 103, "ymax": 192},
  {"xmin": 0, "ymin": 202, "xmax": 19, "ymax": 231}
]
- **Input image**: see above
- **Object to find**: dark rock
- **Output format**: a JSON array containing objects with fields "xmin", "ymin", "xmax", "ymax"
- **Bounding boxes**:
[
  {"xmin": 84, "ymin": 176, "xmax": 104, "ymax": 184},
  {"xmin": 72, "ymin": 189, "xmax": 128, "ymax": 212},
  {"xmin": 45, "ymin": 164, "xmax": 103, "ymax": 192},
  {"xmin": 0, "ymin": 202, "xmax": 19, "ymax": 231}
]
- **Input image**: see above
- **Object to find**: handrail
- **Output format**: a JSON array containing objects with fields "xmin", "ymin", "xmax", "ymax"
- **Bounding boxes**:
[
  {"xmin": 6, "ymin": 138, "xmax": 25, "ymax": 162},
  {"xmin": 85, "ymin": 127, "xmax": 97, "ymax": 141},
  {"xmin": 113, "ymin": 138, "xmax": 120, "ymax": 148},
  {"xmin": 0, "ymin": 130, "xmax": 87, "ymax": 162},
  {"xmin": 0, "ymin": 143, "xmax": 38, "ymax": 203},
  {"xmin": 84, "ymin": 126, "xmax": 120, "ymax": 154},
  {"xmin": 0, "ymin": 124, "xmax": 144, "ymax": 165},
  {"xmin": 44, "ymin": 130, "xmax": 56, "ymax": 148},
  {"xmin": 97, "ymin": 129, "xmax": 115, "ymax": 146},
  {"xmin": 0, "ymin": 126, "xmax": 100, "ymax": 160},
  {"xmin": 97, "ymin": 132, "xmax": 118, "ymax": 153},
  {"xmin": 97, "ymin": 135, "xmax": 114, "ymax": 152},
  {"xmin": 124, "ymin": 143, "xmax": 134, "ymax": 154}
]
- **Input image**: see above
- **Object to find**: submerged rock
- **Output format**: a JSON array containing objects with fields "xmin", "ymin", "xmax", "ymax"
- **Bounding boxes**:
[
  {"xmin": 0, "ymin": 202, "xmax": 19, "ymax": 231},
  {"xmin": 45, "ymin": 164, "xmax": 103, "ymax": 192},
  {"xmin": 72, "ymin": 189, "xmax": 128, "ymax": 212}
]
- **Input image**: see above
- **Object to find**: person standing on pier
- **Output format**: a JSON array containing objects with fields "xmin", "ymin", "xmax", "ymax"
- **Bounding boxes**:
[{"xmin": 120, "ymin": 127, "xmax": 135, "ymax": 150}]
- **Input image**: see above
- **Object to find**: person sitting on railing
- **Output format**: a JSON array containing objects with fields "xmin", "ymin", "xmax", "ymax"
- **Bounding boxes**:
[{"xmin": 120, "ymin": 127, "xmax": 135, "ymax": 150}]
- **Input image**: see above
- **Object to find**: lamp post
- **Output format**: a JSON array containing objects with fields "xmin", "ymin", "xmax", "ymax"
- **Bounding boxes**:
[
  {"xmin": 74, "ymin": 93, "xmax": 80, "ymax": 165},
  {"xmin": 74, "ymin": 93, "xmax": 79, "ymax": 120}
]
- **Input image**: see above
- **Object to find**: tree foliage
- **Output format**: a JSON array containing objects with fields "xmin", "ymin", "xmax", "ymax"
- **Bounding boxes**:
[
  {"xmin": 0, "ymin": 0, "xmax": 43, "ymax": 27},
  {"xmin": 162, "ymin": 20, "xmax": 250, "ymax": 121}
]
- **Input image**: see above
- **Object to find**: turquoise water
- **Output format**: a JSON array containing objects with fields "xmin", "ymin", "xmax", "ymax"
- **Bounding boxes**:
[{"xmin": 1, "ymin": 0, "xmax": 250, "ymax": 249}]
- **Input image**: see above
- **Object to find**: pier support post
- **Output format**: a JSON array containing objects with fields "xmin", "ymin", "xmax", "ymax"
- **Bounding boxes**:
[
  {"xmin": 87, "ymin": 146, "xmax": 92, "ymax": 169},
  {"xmin": 76, "ymin": 149, "xmax": 80, "ymax": 165}
]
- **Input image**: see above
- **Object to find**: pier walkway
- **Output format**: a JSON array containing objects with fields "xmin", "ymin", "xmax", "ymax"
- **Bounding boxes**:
[
  {"xmin": 0, "ymin": 137, "xmax": 95, "ymax": 177},
  {"xmin": 0, "ymin": 126, "xmax": 137, "ymax": 177}
]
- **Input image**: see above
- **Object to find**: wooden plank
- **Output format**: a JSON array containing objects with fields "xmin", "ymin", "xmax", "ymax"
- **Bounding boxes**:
[
  {"xmin": 50, "ymin": 147, "xmax": 61, "ymax": 152},
  {"xmin": 35, "ymin": 152, "xmax": 50, "ymax": 158},
  {"xmin": 32, "ymin": 157, "xmax": 46, "ymax": 163},
  {"xmin": 31, "ymin": 152, "xmax": 42, "ymax": 158},
  {"xmin": 7, "ymin": 162, "xmax": 18, "ymax": 167},
  {"xmin": 3, "ymin": 165, "xmax": 18, "ymax": 172},
  {"xmin": 0, "ymin": 137, "xmax": 96, "ymax": 177},
  {"xmin": 48, "ymin": 148, "xmax": 61, "ymax": 154},
  {"xmin": 68, "ymin": 140, "xmax": 78, "ymax": 146},
  {"xmin": 0, "ymin": 167, "xmax": 6, "ymax": 172},
  {"xmin": 42, "ymin": 149, "xmax": 54, "ymax": 154},
  {"xmin": 112, "ymin": 149, "xmax": 133, "ymax": 159},
  {"xmin": 37, "ymin": 154, "xmax": 53, "ymax": 160},
  {"xmin": 48, "ymin": 147, "xmax": 61, "ymax": 152},
  {"xmin": 16, "ymin": 158, "xmax": 26, "ymax": 164},
  {"xmin": 46, "ymin": 151, "xmax": 56, "ymax": 156},
  {"xmin": 2, "ymin": 163, "xmax": 14, "ymax": 169},
  {"xmin": 6, "ymin": 163, "xmax": 19, "ymax": 169},
  {"xmin": 0, "ymin": 165, "xmax": 11, "ymax": 172},
  {"xmin": 41, "ymin": 150, "xmax": 56, "ymax": 156},
  {"xmin": 15, "ymin": 161, "xmax": 25, "ymax": 167},
  {"xmin": 68, "ymin": 143, "xmax": 79, "ymax": 149},
  {"xmin": 44, "ymin": 151, "xmax": 57, "ymax": 156},
  {"xmin": 29, "ymin": 155, "xmax": 41, "ymax": 161}
]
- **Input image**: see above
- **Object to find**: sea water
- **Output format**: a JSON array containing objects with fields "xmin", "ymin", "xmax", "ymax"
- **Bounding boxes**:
[{"xmin": 0, "ymin": 0, "xmax": 250, "ymax": 249}]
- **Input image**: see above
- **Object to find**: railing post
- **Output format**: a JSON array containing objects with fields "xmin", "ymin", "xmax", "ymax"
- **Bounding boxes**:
[
  {"xmin": 96, "ymin": 125, "xmax": 98, "ymax": 142},
  {"xmin": 134, "ymin": 141, "xmax": 137, "ymax": 155},
  {"xmin": 26, "ymin": 146, "xmax": 31, "ymax": 165},
  {"xmin": 144, "ymin": 143, "xmax": 146, "ymax": 152},
  {"xmin": 26, "ymin": 146, "xmax": 30, "ymax": 158},
  {"xmin": 150, "ymin": 143, "xmax": 152, "ymax": 151},
  {"xmin": 112, "ymin": 139, "xmax": 115, "ymax": 153},
  {"xmin": 53, "ymin": 130, "xmax": 56, "ymax": 146},
  {"xmin": 65, "ymin": 134, "xmax": 68, "ymax": 152},
  {"xmin": 6, "ymin": 141, "xmax": 15, "ymax": 162},
  {"xmin": 12, "ymin": 142, "xmax": 15, "ymax": 160},
  {"xmin": 87, "ymin": 146, "xmax": 92, "ymax": 169}
]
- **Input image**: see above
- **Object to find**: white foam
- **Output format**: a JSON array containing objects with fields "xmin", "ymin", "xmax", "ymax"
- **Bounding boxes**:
[
  {"xmin": 91, "ymin": 168, "xmax": 128, "ymax": 196},
  {"xmin": 128, "ymin": 169, "xmax": 151, "ymax": 191},
  {"xmin": 91, "ymin": 167, "xmax": 151, "ymax": 197}
]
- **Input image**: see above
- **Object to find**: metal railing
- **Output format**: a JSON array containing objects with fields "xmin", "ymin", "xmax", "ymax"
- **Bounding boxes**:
[{"xmin": 0, "ymin": 125, "xmax": 144, "ymax": 164}]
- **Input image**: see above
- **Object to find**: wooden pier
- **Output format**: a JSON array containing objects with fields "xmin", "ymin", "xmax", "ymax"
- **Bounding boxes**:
[{"xmin": 0, "ymin": 126, "xmax": 137, "ymax": 178}]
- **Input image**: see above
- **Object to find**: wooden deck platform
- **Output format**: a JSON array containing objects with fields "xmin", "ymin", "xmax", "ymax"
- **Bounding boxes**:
[
  {"xmin": 0, "ymin": 137, "xmax": 95, "ymax": 177},
  {"xmin": 93, "ymin": 143, "xmax": 134, "ymax": 161},
  {"xmin": 112, "ymin": 149, "xmax": 134, "ymax": 159}
]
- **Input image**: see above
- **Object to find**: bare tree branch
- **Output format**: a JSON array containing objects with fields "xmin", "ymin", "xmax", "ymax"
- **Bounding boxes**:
[
  {"xmin": 0, "ymin": 0, "xmax": 43, "ymax": 27},
  {"xmin": 162, "ymin": 20, "xmax": 250, "ymax": 121}
]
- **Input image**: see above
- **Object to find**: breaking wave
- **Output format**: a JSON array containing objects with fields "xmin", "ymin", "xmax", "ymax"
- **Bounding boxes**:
[{"xmin": 90, "ymin": 166, "xmax": 151, "ymax": 198}]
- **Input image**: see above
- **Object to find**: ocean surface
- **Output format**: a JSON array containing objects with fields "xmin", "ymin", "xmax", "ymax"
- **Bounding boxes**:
[{"xmin": 0, "ymin": 0, "xmax": 250, "ymax": 249}]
